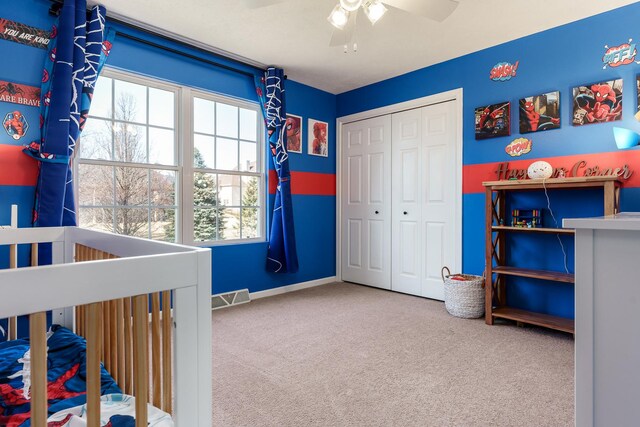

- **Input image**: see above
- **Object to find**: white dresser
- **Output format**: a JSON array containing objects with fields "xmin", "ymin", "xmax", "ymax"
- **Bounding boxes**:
[{"xmin": 564, "ymin": 213, "xmax": 640, "ymax": 427}]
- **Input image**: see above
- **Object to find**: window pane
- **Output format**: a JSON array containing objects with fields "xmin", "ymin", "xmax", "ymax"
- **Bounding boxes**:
[
  {"xmin": 193, "ymin": 98, "xmax": 215, "ymax": 134},
  {"xmin": 239, "ymin": 108, "xmax": 257, "ymax": 141},
  {"xmin": 151, "ymin": 208, "xmax": 176, "ymax": 242},
  {"xmin": 114, "ymin": 80, "xmax": 147, "ymax": 124},
  {"xmin": 149, "ymin": 127, "xmax": 174, "ymax": 165},
  {"xmin": 220, "ymin": 208, "xmax": 240, "ymax": 240},
  {"xmin": 114, "ymin": 123, "xmax": 147, "ymax": 163},
  {"xmin": 115, "ymin": 208, "xmax": 149, "ymax": 238},
  {"xmin": 216, "ymin": 103, "xmax": 238, "ymax": 138},
  {"xmin": 80, "ymin": 118, "xmax": 112, "ymax": 160},
  {"xmin": 115, "ymin": 167, "xmax": 149, "ymax": 206},
  {"xmin": 239, "ymin": 141, "xmax": 257, "ymax": 172},
  {"xmin": 151, "ymin": 170, "xmax": 176, "ymax": 206},
  {"xmin": 242, "ymin": 208, "xmax": 258, "ymax": 239},
  {"xmin": 216, "ymin": 137, "xmax": 238, "ymax": 171},
  {"xmin": 217, "ymin": 174, "xmax": 240, "ymax": 206},
  {"xmin": 79, "ymin": 207, "xmax": 113, "ymax": 233},
  {"xmin": 194, "ymin": 208, "xmax": 219, "ymax": 242},
  {"xmin": 241, "ymin": 176, "xmax": 259, "ymax": 207},
  {"xmin": 91, "ymin": 77, "xmax": 112, "ymax": 119},
  {"xmin": 78, "ymin": 164, "xmax": 113, "ymax": 206},
  {"xmin": 194, "ymin": 173, "xmax": 217, "ymax": 207},
  {"xmin": 148, "ymin": 88, "xmax": 174, "ymax": 128},
  {"xmin": 194, "ymin": 135, "xmax": 215, "ymax": 168}
]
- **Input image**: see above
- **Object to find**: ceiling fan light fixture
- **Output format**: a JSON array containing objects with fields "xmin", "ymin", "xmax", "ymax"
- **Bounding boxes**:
[
  {"xmin": 328, "ymin": 4, "xmax": 350, "ymax": 29},
  {"xmin": 339, "ymin": 0, "xmax": 363, "ymax": 12},
  {"xmin": 363, "ymin": 0, "xmax": 387, "ymax": 25}
]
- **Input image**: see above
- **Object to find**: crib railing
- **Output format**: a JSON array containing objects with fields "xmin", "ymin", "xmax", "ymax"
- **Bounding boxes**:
[
  {"xmin": 73, "ymin": 244, "xmax": 174, "ymax": 424},
  {"xmin": 0, "ymin": 226, "xmax": 212, "ymax": 427}
]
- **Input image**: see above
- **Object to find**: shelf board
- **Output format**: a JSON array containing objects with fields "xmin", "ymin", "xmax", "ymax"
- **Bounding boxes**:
[
  {"xmin": 492, "ymin": 307, "xmax": 574, "ymax": 334},
  {"xmin": 483, "ymin": 176, "xmax": 621, "ymax": 191},
  {"xmin": 491, "ymin": 226, "xmax": 575, "ymax": 234},
  {"xmin": 492, "ymin": 266, "xmax": 574, "ymax": 283}
]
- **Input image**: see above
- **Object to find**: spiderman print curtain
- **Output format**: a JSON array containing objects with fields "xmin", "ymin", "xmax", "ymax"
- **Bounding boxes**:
[
  {"xmin": 24, "ymin": 0, "xmax": 112, "ymax": 259},
  {"xmin": 255, "ymin": 68, "xmax": 299, "ymax": 273}
]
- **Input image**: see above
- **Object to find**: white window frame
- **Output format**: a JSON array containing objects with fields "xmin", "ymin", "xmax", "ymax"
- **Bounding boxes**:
[
  {"xmin": 182, "ymin": 88, "xmax": 266, "ymax": 246},
  {"xmin": 76, "ymin": 67, "xmax": 266, "ymax": 246}
]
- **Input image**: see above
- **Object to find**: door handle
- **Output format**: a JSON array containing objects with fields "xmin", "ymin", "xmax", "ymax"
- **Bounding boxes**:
[
  {"xmin": 375, "ymin": 211, "xmax": 380, "ymax": 214},
  {"xmin": 403, "ymin": 211, "xmax": 408, "ymax": 215}
]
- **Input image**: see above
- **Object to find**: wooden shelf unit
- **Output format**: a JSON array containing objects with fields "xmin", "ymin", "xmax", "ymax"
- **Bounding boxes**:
[{"xmin": 483, "ymin": 176, "xmax": 621, "ymax": 333}]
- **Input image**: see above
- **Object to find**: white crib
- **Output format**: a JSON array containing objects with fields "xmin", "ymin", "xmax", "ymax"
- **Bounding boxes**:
[{"xmin": 0, "ymin": 209, "xmax": 212, "ymax": 426}]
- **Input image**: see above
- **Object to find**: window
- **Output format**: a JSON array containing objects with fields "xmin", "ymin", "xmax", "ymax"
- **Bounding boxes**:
[
  {"xmin": 77, "ymin": 70, "xmax": 265, "ymax": 244},
  {"xmin": 189, "ymin": 95, "xmax": 262, "ymax": 242}
]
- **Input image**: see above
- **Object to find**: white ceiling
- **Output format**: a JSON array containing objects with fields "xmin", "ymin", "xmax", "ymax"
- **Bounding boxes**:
[{"xmin": 96, "ymin": 0, "xmax": 637, "ymax": 94}]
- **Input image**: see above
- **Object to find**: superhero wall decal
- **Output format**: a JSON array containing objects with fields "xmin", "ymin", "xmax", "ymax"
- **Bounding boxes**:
[
  {"xmin": 519, "ymin": 91, "xmax": 560, "ymax": 133},
  {"xmin": 572, "ymin": 79, "xmax": 623, "ymax": 126},
  {"xmin": 475, "ymin": 102, "xmax": 511, "ymax": 140}
]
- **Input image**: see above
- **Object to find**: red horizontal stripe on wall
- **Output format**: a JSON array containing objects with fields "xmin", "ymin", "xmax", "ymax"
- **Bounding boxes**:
[
  {"xmin": 0, "ymin": 144, "xmax": 38, "ymax": 186},
  {"xmin": 463, "ymin": 150, "xmax": 640, "ymax": 194},
  {"xmin": 269, "ymin": 170, "xmax": 336, "ymax": 196}
]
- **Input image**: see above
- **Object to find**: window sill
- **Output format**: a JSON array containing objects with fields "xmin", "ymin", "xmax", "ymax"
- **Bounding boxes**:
[{"xmin": 187, "ymin": 237, "xmax": 267, "ymax": 247}]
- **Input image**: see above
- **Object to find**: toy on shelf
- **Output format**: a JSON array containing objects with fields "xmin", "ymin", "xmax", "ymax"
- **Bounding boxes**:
[{"xmin": 511, "ymin": 209, "xmax": 541, "ymax": 228}]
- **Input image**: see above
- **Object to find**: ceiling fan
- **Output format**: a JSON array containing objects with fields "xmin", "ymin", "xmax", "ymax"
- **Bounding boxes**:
[{"xmin": 243, "ymin": 0, "xmax": 459, "ymax": 51}]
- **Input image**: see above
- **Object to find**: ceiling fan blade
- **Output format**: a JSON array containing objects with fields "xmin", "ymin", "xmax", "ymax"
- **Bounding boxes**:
[
  {"xmin": 383, "ymin": 0, "xmax": 459, "ymax": 22},
  {"xmin": 329, "ymin": 11, "xmax": 357, "ymax": 47},
  {"xmin": 242, "ymin": 0, "xmax": 288, "ymax": 9}
]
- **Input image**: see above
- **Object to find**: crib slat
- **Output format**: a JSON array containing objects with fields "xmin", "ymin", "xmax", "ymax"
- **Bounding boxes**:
[
  {"xmin": 116, "ymin": 298, "xmax": 125, "ymax": 390},
  {"xmin": 86, "ymin": 302, "xmax": 103, "ymax": 427},
  {"xmin": 110, "ymin": 299, "xmax": 118, "ymax": 381},
  {"xmin": 162, "ymin": 290, "xmax": 172, "ymax": 414},
  {"xmin": 133, "ymin": 295, "xmax": 149, "ymax": 426},
  {"xmin": 103, "ymin": 300, "xmax": 111, "ymax": 370},
  {"xmin": 124, "ymin": 297, "xmax": 133, "ymax": 395},
  {"xmin": 8, "ymin": 243, "xmax": 17, "ymax": 340},
  {"xmin": 8, "ymin": 317, "xmax": 17, "ymax": 341},
  {"xmin": 151, "ymin": 292, "xmax": 161, "ymax": 408},
  {"xmin": 29, "ymin": 312, "xmax": 47, "ymax": 427},
  {"xmin": 9, "ymin": 243, "xmax": 17, "ymax": 268},
  {"xmin": 31, "ymin": 242, "xmax": 38, "ymax": 267}
]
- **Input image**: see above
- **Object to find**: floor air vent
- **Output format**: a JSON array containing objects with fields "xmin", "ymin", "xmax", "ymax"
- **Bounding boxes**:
[{"xmin": 211, "ymin": 289, "xmax": 251, "ymax": 310}]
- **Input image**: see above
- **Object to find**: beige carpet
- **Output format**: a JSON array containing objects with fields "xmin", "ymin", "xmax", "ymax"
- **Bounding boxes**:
[{"xmin": 212, "ymin": 282, "xmax": 574, "ymax": 427}]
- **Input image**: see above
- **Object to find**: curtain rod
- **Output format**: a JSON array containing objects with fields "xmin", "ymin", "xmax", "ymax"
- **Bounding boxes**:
[{"xmin": 47, "ymin": 0, "xmax": 273, "ymax": 80}]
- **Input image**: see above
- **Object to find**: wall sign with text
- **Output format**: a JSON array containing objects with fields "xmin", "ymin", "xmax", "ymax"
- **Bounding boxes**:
[
  {"xmin": 602, "ymin": 39, "xmax": 640, "ymax": 69},
  {"xmin": 0, "ymin": 80, "xmax": 41, "ymax": 107},
  {"xmin": 490, "ymin": 61, "xmax": 519, "ymax": 82},
  {"xmin": 0, "ymin": 18, "xmax": 50, "ymax": 49}
]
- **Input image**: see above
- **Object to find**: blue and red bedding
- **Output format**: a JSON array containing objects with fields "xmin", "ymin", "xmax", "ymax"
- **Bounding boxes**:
[{"xmin": 0, "ymin": 325, "xmax": 171, "ymax": 426}]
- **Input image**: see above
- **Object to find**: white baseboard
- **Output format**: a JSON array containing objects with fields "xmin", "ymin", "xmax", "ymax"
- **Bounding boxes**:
[{"xmin": 250, "ymin": 277, "xmax": 338, "ymax": 300}]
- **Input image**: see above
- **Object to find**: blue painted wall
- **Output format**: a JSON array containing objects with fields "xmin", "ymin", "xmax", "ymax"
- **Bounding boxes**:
[
  {"xmin": 0, "ymin": 0, "xmax": 337, "ymax": 295},
  {"xmin": 4, "ymin": 1, "xmax": 640, "ymax": 315},
  {"xmin": 337, "ymin": 3, "xmax": 640, "ymax": 318}
]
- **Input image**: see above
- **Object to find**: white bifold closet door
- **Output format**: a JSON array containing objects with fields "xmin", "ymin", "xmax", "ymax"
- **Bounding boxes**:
[
  {"xmin": 391, "ymin": 101, "xmax": 457, "ymax": 300},
  {"xmin": 340, "ymin": 115, "xmax": 392, "ymax": 290}
]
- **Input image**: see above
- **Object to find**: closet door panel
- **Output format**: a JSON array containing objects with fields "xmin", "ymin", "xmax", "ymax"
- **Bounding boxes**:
[
  {"xmin": 421, "ymin": 101, "xmax": 457, "ymax": 300},
  {"xmin": 391, "ymin": 109, "xmax": 422, "ymax": 295},
  {"xmin": 341, "ymin": 116, "xmax": 391, "ymax": 289},
  {"xmin": 347, "ymin": 219, "xmax": 363, "ymax": 269}
]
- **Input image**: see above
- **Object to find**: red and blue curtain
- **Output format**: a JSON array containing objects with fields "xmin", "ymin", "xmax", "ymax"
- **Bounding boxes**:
[
  {"xmin": 24, "ymin": 0, "xmax": 112, "ymax": 240},
  {"xmin": 255, "ymin": 68, "xmax": 299, "ymax": 273}
]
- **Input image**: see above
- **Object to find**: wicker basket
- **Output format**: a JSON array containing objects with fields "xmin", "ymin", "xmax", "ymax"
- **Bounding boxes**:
[{"xmin": 441, "ymin": 266, "xmax": 485, "ymax": 319}]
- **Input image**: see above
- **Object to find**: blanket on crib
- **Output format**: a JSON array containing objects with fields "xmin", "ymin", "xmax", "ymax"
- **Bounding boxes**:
[
  {"xmin": 0, "ymin": 325, "xmax": 121, "ymax": 427},
  {"xmin": 47, "ymin": 394, "xmax": 173, "ymax": 426}
]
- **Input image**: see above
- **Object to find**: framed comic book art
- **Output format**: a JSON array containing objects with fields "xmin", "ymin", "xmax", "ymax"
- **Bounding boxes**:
[
  {"xmin": 285, "ymin": 114, "xmax": 302, "ymax": 153},
  {"xmin": 308, "ymin": 118, "xmax": 328, "ymax": 157},
  {"xmin": 572, "ymin": 79, "xmax": 623, "ymax": 126},
  {"xmin": 519, "ymin": 91, "xmax": 560, "ymax": 133},
  {"xmin": 475, "ymin": 102, "xmax": 510, "ymax": 140}
]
